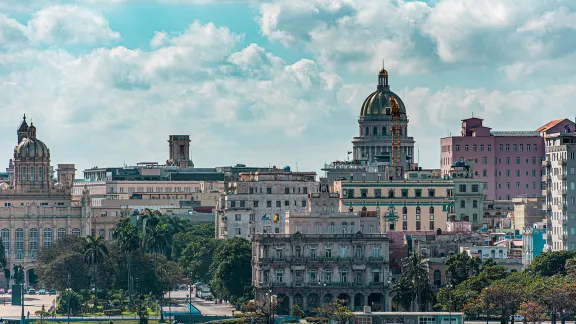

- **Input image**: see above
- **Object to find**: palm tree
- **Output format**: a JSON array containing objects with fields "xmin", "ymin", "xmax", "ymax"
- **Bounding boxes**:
[
  {"xmin": 390, "ymin": 276, "xmax": 414, "ymax": 311},
  {"xmin": 401, "ymin": 251, "xmax": 430, "ymax": 311},
  {"xmin": 143, "ymin": 222, "xmax": 168, "ymax": 322},
  {"xmin": 138, "ymin": 209, "xmax": 160, "ymax": 242},
  {"xmin": 83, "ymin": 235, "xmax": 109, "ymax": 313},
  {"xmin": 112, "ymin": 219, "xmax": 140, "ymax": 305}
]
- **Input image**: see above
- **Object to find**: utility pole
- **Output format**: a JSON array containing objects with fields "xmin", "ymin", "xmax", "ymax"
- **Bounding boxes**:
[
  {"xmin": 447, "ymin": 273, "xmax": 452, "ymax": 324},
  {"xmin": 20, "ymin": 265, "xmax": 25, "ymax": 324},
  {"xmin": 188, "ymin": 281, "xmax": 193, "ymax": 324},
  {"xmin": 67, "ymin": 274, "xmax": 71, "ymax": 324}
]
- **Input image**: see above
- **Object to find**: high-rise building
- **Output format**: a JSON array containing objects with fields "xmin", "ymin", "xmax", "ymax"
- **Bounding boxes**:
[
  {"xmin": 440, "ymin": 117, "xmax": 544, "ymax": 201},
  {"xmin": 542, "ymin": 123, "xmax": 576, "ymax": 251}
]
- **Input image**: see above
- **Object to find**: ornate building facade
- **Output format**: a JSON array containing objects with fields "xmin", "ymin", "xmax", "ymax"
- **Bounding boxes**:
[
  {"xmin": 0, "ymin": 115, "xmax": 89, "ymax": 288},
  {"xmin": 251, "ymin": 182, "xmax": 390, "ymax": 314},
  {"xmin": 352, "ymin": 68, "xmax": 415, "ymax": 170}
]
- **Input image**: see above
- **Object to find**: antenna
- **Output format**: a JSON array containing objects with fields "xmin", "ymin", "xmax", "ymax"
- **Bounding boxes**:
[{"xmin": 418, "ymin": 146, "xmax": 420, "ymax": 164}]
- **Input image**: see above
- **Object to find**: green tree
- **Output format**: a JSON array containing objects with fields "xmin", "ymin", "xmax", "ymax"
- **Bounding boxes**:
[
  {"xmin": 36, "ymin": 236, "xmax": 91, "ymax": 291},
  {"xmin": 290, "ymin": 304, "xmax": 305, "ymax": 318},
  {"xmin": 210, "ymin": 237, "xmax": 252, "ymax": 302},
  {"xmin": 179, "ymin": 237, "xmax": 220, "ymax": 283},
  {"xmin": 83, "ymin": 235, "xmax": 109, "ymax": 313},
  {"xmin": 390, "ymin": 276, "xmax": 414, "ymax": 311},
  {"xmin": 316, "ymin": 299, "xmax": 352, "ymax": 324},
  {"xmin": 57, "ymin": 290, "xmax": 84, "ymax": 316},
  {"xmin": 518, "ymin": 301, "xmax": 546, "ymax": 324},
  {"xmin": 112, "ymin": 219, "xmax": 140, "ymax": 304},
  {"xmin": 528, "ymin": 251, "xmax": 576, "ymax": 277},
  {"xmin": 35, "ymin": 304, "xmax": 51, "ymax": 324},
  {"xmin": 186, "ymin": 223, "xmax": 215, "ymax": 238},
  {"xmin": 445, "ymin": 252, "xmax": 481, "ymax": 285},
  {"xmin": 401, "ymin": 251, "xmax": 431, "ymax": 311},
  {"xmin": 0, "ymin": 240, "xmax": 6, "ymax": 269},
  {"xmin": 143, "ymin": 221, "xmax": 168, "ymax": 321},
  {"xmin": 483, "ymin": 283, "xmax": 524, "ymax": 324},
  {"xmin": 565, "ymin": 257, "xmax": 576, "ymax": 281}
]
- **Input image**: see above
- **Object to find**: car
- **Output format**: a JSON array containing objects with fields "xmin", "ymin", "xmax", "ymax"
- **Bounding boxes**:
[
  {"xmin": 38, "ymin": 289, "xmax": 46, "ymax": 295},
  {"xmin": 28, "ymin": 289, "xmax": 36, "ymax": 295},
  {"xmin": 49, "ymin": 289, "xmax": 57, "ymax": 296},
  {"xmin": 510, "ymin": 315, "xmax": 524, "ymax": 322}
]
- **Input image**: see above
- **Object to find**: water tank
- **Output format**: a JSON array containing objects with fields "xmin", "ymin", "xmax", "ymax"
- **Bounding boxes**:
[
  {"xmin": 283, "ymin": 166, "xmax": 291, "ymax": 172},
  {"xmin": 363, "ymin": 306, "xmax": 372, "ymax": 313}
]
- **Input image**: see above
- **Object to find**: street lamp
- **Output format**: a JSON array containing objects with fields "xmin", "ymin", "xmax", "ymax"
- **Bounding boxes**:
[
  {"xmin": 447, "ymin": 274, "xmax": 453, "ymax": 324},
  {"xmin": 67, "ymin": 274, "xmax": 72, "ymax": 324}
]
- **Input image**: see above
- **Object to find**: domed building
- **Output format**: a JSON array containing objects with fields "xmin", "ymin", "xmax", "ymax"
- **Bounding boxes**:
[{"xmin": 351, "ymin": 68, "xmax": 415, "ymax": 170}]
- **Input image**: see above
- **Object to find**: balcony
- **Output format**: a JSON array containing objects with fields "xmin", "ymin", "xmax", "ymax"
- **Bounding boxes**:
[
  {"xmin": 545, "ymin": 188, "xmax": 551, "ymax": 196},
  {"xmin": 557, "ymin": 174, "xmax": 567, "ymax": 181},
  {"xmin": 543, "ymin": 174, "xmax": 551, "ymax": 182},
  {"xmin": 561, "ymin": 158, "xmax": 567, "ymax": 166},
  {"xmin": 562, "ymin": 188, "xmax": 567, "ymax": 196},
  {"xmin": 369, "ymin": 256, "xmax": 385, "ymax": 262},
  {"xmin": 563, "ymin": 204, "xmax": 568, "ymax": 212},
  {"xmin": 542, "ymin": 160, "xmax": 551, "ymax": 167},
  {"xmin": 545, "ymin": 204, "xmax": 551, "ymax": 211},
  {"xmin": 562, "ymin": 234, "xmax": 568, "ymax": 241}
]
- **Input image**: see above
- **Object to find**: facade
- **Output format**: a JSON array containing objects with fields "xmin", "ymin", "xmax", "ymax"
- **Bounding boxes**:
[
  {"xmin": 216, "ymin": 170, "xmax": 318, "ymax": 239},
  {"xmin": 352, "ymin": 68, "xmax": 415, "ymax": 171},
  {"xmin": 440, "ymin": 117, "xmax": 544, "ymax": 200},
  {"xmin": 252, "ymin": 232, "xmax": 390, "ymax": 313},
  {"xmin": 352, "ymin": 312, "xmax": 464, "ymax": 324},
  {"xmin": 1, "ymin": 116, "xmax": 89, "ymax": 287},
  {"xmin": 449, "ymin": 161, "xmax": 484, "ymax": 229},
  {"xmin": 542, "ymin": 128, "xmax": 576, "ymax": 251},
  {"xmin": 522, "ymin": 224, "xmax": 546, "ymax": 267},
  {"xmin": 333, "ymin": 171, "xmax": 456, "ymax": 233},
  {"xmin": 461, "ymin": 245, "xmax": 507, "ymax": 260},
  {"xmin": 483, "ymin": 200, "xmax": 513, "ymax": 229},
  {"xmin": 512, "ymin": 196, "xmax": 545, "ymax": 230}
]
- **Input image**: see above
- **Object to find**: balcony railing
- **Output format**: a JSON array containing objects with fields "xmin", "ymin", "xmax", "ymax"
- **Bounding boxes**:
[
  {"xmin": 561, "ymin": 159, "xmax": 567, "ymax": 166},
  {"xmin": 257, "ymin": 256, "xmax": 388, "ymax": 263},
  {"xmin": 543, "ymin": 160, "xmax": 551, "ymax": 167},
  {"xmin": 543, "ymin": 174, "xmax": 551, "ymax": 182},
  {"xmin": 563, "ymin": 204, "xmax": 568, "ymax": 212},
  {"xmin": 557, "ymin": 174, "xmax": 567, "ymax": 181},
  {"xmin": 562, "ymin": 188, "xmax": 567, "ymax": 196},
  {"xmin": 562, "ymin": 234, "xmax": 568, "ymax": 241},
  {"xmin": 257, "ymin": 281, "xmax": 386, "ymax": 289}
]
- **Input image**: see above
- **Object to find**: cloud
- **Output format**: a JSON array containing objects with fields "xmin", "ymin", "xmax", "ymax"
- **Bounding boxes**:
[
  {"xmin": 0, "ymin": 14, "xmax": 29, "ymax": 48},
  {"xmin": 27, "ymin": 5, "xmax": 120, "ymax": 44}
]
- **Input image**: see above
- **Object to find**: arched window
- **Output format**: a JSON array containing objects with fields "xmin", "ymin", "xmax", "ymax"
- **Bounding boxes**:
[
  {"xmin": 30, "ymin": 228, "xmax": 38, "ymax": 258},
  {"xmin": 373, "ymin": 127, "xmax": 378, "ymax": 136},
  {"xmin": 91, "ymin": 229, "xmax": 96, "ymax": 237},
  {"xmin": 429, "ymin": 206, "xmax": 435, "ymax": 214},
  {"xmin": 22, "ymin": 167, "xmax": 27, "ymax": 181},
  {"xmin": 99, "ymin": 228, "xmax": 105, "ymax": 238},
  {"xmin": 472, "ymin": 200, "xmax": 478, "ymax": 208},
  {"xmin": 108, "ymin": 229, "xmax": 114, "ymax": 239},
  {"xmin": 15, "ymin": 228, "xmax": 24, "ymax": 260},
  {"xmin": 402, "ymin": 207, "xmax": 407, "ymax": 214},
  {"xmin": 1, "ymin": 228, "xmax": 9, "ymax": 257},
  {"xmin": 365, "ymin": 127, "xmax": 369, "ymax": 136},
  {"xmin": 382, "ymin": 127, "xmax": 387, "ymax": 136},
  {"xmin": 416, "ymin": 207, "xmax": 421, "ymax": 214},
  {"xmin": 57, "ymin": 228, "xmax": 67, "ymax": 240},
  {"xmin": 72, "ymin": 228, "xmax": 81, "ymax": 237},
  {"xmin": 43, "ymin": 228, "xmax": 53, "ymax": 249}
]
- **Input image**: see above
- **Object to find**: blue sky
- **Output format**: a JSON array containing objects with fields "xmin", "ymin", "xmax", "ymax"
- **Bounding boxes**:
[{"xmin": 1, "ymin": 0, "xmax": 576, "ymax": 177}]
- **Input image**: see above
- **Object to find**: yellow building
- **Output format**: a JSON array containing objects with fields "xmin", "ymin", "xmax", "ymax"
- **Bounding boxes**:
[{"xmin": 333, "ymin": 171, "xmax": 456, "ymax": 232}]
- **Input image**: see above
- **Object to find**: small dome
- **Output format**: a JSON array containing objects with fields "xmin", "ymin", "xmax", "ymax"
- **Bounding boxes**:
[
  {"xmin": 0, "ymin": 182, "xmax": 9, "ymax": 191},
  {"xmin": 15, "ymin": 137, "xmax": 50, "ymax": 160}
]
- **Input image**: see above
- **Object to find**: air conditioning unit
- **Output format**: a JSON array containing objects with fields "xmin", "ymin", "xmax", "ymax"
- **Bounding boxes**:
[{"xmin": 363, "ymin": 306, "xmax": 371, "ymax": 313}]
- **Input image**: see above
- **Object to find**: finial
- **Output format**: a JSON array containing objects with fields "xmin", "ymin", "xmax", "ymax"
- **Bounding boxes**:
[
  {"xmin": 23, "ymin": 113, "xmax": 26, "ymax": 121},
  {"xmin": 382, "ymin": 58, "xmax": 385, "ymax": 70}
]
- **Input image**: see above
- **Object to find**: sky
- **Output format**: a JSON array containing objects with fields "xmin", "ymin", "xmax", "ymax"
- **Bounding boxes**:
[{"xmin": 2, "ymin": 0, "xmax": 576, "ymax": 178}]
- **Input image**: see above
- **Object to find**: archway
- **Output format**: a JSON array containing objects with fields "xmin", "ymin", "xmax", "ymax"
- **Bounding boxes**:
[
  {"xmin": 337, "ymin": 293, "xmax": 351, "ymax": 308},
  {"xmin": 27, "ymin": 269, "xmax": 37, "ymax": 287},
  {"xmin": 368, "ymin": 293, "xmax": 384, "ymax": 311},
  {"xmin": 307, "ymin": 293, "xmax": 319, "ymax": 311},
  {"xmin": 293, "ymin": 293, "xmax": 304, "ymax": 309},
  {"xmin": 277, "ymin": 294, "xmax": 290, "ymax": 315},
  {"xmin": 323, "ymin": 293, "xmax": 333, "ymax": 304},
  {"xmin": 353, "ymin": 293, "xmax": 364, "ymax": 311}
]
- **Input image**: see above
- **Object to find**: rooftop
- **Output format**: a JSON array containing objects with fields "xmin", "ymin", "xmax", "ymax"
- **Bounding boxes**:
[{"xmin": 490, "ymin": 131, "xmax": 541, "ymax": 137}]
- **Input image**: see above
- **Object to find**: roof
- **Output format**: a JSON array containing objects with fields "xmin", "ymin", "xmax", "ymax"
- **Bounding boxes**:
[
  {"xmin": 490, "ymin": 131, "xmax": 540, "ymax": 137},
  {"xmin": 536, "ymin": 119, "xmax": 569, "ymax": 132}
]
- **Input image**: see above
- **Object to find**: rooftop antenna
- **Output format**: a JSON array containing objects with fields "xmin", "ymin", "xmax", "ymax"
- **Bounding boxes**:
[{"xmin": 418, "ymin": 146, "xmax": 420, "ymax": 164}]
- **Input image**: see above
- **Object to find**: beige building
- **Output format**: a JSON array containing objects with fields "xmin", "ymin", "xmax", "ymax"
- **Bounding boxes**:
[
  {"xmin": 450, "ymin": 161, "xmax": 485, "ymax": 229},
  {"xmin": 512, "ymin": 196, "xmax": 545, "ymax": 230},
  {"xmin": 1, "ymin": 116, "xmax": 90, "ymax": 288},
  {"xmin": 252, "ymin": 183, "xmax": 390, "ymax": 314}
]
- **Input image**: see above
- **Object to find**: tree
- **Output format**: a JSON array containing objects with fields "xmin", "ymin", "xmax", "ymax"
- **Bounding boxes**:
[
  {"xmin": 83, "ymin": 235, "xmax": 109, "ymax": 313},
  {"xmin": 35, "ymin": 304, "xmax": 51, "ymax": 324},
  {"xmin": 290, "ymin": 305, "xmax": 305, "ymax": 318},
  {"xmin": 401, "ymin": 251, "xmax": 431, "ymax": 311},
  {"xmin": 483, "ymin": 283, "xmax": 524, "ymax": 324},
  {"xmin": 0, "ymin": 240, "xmax": 6, "ymax": 269},
  {"xmin": 518, "ymin": 301, "xmax": 546, "ymax": 324},
  {"xmin": 57, "ymin": 290, "xmax": 84, "ymax": 316},
  {"xmin": 179, "ymin": 237, "xmax": 220, "ymax": 283},
  {"xmin": 390, "ymin": 276, "xmax": 413, "ymax": 311},
  {"xmin": 316, "ymin": 299, "xmax": 352, "ymax": 324},
  {"xmin": 112, "ymin": 219, "xmax": 140, "ymax": 304},
  {"xmin": 210, "ymin": 237, "xmax": 252, "ymax": 302},
  {"xmin": 565, "ymin": 257, "xmax": 576, "ymax": 281},
  {"xmin": 528, "ymin": 251, "xmax": 576, "ymax": 277},
  {"xmin": 445, "ymin": 253, "xmax": 481, "ymax": 285},
  {"xmin": 242, "ymin": 298, "xmax": 280, "ymax": 324},
  {"xmin": 36, "ymin": 236, "xmax": 91, "ymax": 291},
  {"xmin": 527, "ymin": 276, "xmax": 572, "ymax": 324}
]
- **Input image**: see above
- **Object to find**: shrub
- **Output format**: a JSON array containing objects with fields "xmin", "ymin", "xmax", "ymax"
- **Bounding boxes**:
[{"xmin": 103, "ymin": 309, "xmax": 122, "ymax": 316}]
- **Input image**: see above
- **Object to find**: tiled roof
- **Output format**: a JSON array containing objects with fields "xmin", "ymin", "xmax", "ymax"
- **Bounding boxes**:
[
  {"xmin": 536, "ymin": 119, "xmax": 566, "ymax": 132},
  {"xmin": 490, "ymin": 131, "xmax": 540, "ymax": 137}
]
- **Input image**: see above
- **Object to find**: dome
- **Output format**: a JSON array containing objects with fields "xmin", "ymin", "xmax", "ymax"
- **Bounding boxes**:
[
  {"xmin": 360, "ymin": 69, "xmax": 406, "ymax": 117},
  {"xmin": 15, "ymin": 137, "xmax": 50, "ymax": 160}
]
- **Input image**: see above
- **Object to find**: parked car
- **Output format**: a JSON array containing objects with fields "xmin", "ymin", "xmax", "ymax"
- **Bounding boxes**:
[
  {"xmin": 510, "ymin": 315, "xmax": 524, "ymax": 322},
  {"xmin": 28, "ymin": 288, "xmax": 36, "ymax": 295},
  {"xmin": 49, "ymin": 289, "xmax": 57, "ymax": 296},
  {"xmin": 38, "ymin": 289, "xmax": 46, "ymax": 295}
]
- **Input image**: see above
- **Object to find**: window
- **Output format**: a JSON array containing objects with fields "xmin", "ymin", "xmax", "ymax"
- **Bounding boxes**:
[
  {"xmin": 339, "ymin": 246, "xmax": 347, "ymax": 257},
  {"xmin": 480, "ymin": 145, "xmax": 484, "ymax": 151},
  {"xmin": 416, "ymin": 221, "xmax": 421, "ymax": 230},
  {"xmin": 516, "ymin": 157, "xmax": 520, "ymax": 164},
  {"xmin": 310, "ymin": 269, "xmax": 317, "ymax": 282},
  {"xmin": 284, "ymin": 187, "xmax": 290, "ymax": 194},
  {"xmin": 499, "ymin": 144, "xmax": 504, "ymax": 151},
  {"xmin": 72, "ymin": 228, "xmax": 81, "ymax": 237},
  {"xmin": 340, "ymin": 269, "xmax": 348, "ymax": 283},
  {"xmin": 330, "ymin": 222, "xmax": 335, "ymax": 233},
  {"xmin": 513, "ymin": 144, "xmax": 517, "ymax": 151},
  {"xmin": 99, "ymin": 228, "xmax": 105, "ymax": 238},
  {"xmin": 416, "ymin": 207, "xmax": 421, "ymax": 214},
  {"xmin": 355, "ymin": 246, "xmax": 363, "ymax": 258},
  {"xmin": 369, "ymin": 225, "xmax": 374, "ymax": 233},
  {"xmin": 459, "ymin": 184, "xmax": 466, "ymax": 192},
  {"xmin": 276, "ymin": 201, "xmax": 281, "ymax": 207},
  {"xmin": 235, "ymin": 228, "xmax": 241, "ymax": 235},
  {"xmin": 488, "ymin": 145, "xmax": 492, "ymax": 151},
  {"xmin": 472, "ymin": 184, "xmax": 479, "ymax": 192},
  {"xmin": 29, "ymin": 228, "xmax": 38, "ymax": 258},
  {"xmin": 21, "ymin": 166, "xmax": 26, "ymax": 181},
  {"xmin": 483, "ymin": 169, "xmax": 487, "ymax": 176},
  {"xmin": 372, "ymin": 269, "xmax": 381, "ymax": 283},
  {"xmin": 267, "ymin": 201, "xmax": 272, "ymax": 208},
  {"xmin": 519, "ymin": 144, "xmax": 524, "ymax": 151},
  {"xmin": 402, "ymin": 206, "xmax": 408, "ymax": 214},
  {"xmin": 403, "ymin": 221, "xmax": 408, "ymax": 231},
  {"xmin": 310, "ymin": 248, "xmax": 317, "ymax": 258},
  {"xmin": 506, "ymin": 169, "xmax": 510, "ymax": 177},
  {"xmin": 473, "ymin": 200, "xmax": 478, "ymax": 208},
  {"xmin": 325, "ymin": 247, "xmax": 332, "ymax": 258},
  {"xmin": 401, "ymin": 189, "xmax": 408, "ymax": 198},
  {"xmin": 275, "ymin": 248, "xmax": 283, "ymax": 259},
  {"xmin": 464, "ymin": 145, "xmax": 469, "ymax": 151},
  {"xmin": 419, "ymin": 317, "xmax": 437, "ymax": 324},
  {"xmin": 533, "ymin": 157, "xmax": 536, "ymax": 164},
  {"xmin": 473, "ymin": 145, "xmax": 477, "ymax": 151},
  {"xmin": 372, "ymin": 246, "xmax": 380, "ymax": 257},
  {"xmin": 534, "ymin": 144, "xmax": 537, "ymax": 151},
  {"xmin": 415, "ymin": 189, "xmax": 422, "ymax": 197},
  {"xmin": 516, "ymin": 169, "xmax": 520, "ymax": 177},
  {"xmin": 275, "ymin": 269, "xmax": 284, "ymax": 283},
  {"xmin": 374, "ymin": 189, "xmax": 381, "ymax": 198},
  {"xmin": 325, "ymin": 269, "xmax": 333, "ymax": 283},
  {"xmin": 266, "ymin": 187, "xmax": 272, "ymax": 194},
  {"xmin": 429, "ymin": 221, "xmax": 435, "ymax": 231},
  {"xmin": 428, "ymin": 189, "xmax": 435, "ymax": 197},
  {"xmin": 295, "ymin": 246, "xmax": 302, "ymax": 258},
  {"xmin": 240, "ymin": 200, "xmax": 245, "ymax": 208},
  {"xmin": 361, "ymin": 189, "xmax": 368, "ymax": 197},
  {"xmin": 1, "ymin": 229, "xmax": 9, "ymax": 257},
  {"xmin": 506, "ymin": 144, "xmax": 510, "ymax": 151},
  {"xmin": 43, "ymin": 228, "xmax": 53, "ymax": 249},
  {"xmin": 506, "ymin": 157, "xmax": 510, "ymax": 164},
  {"xmin": 249, "ymin": 187, "xmax": 254, "ymax": 194},
  {"xmin": 57, "ymin": 228, "xmax": 67, "ymax": 240},
  {"xmin": 516, "ymin": 182, "xmax": 520, "ymax": 189},
  {"xmin": 429, "ymin": 206, "xmax": 435, "ymax": 214},
  {"xmin": 455, "ymin": 145, "xmax": 460, "ymax": 151},
  {"xmin": 460, "ymin": 200, "xmax": 466, "ymax": 208},
  {"xmin": 15, "ymin": 228, "xmax": 24, "ymax": 260},
  {"xmin": 303, "ymin": 187, "xmax": 308, "ymax": 194},
  {"xmin": 388, "ymin": 189, "xmax": 395, "ymax": 198},
  {"xmin": 527, "ymin": 144, "xmax": 531, "ymax": 151},
  {"xmin": 355, "ymin": 270, "xmax": 363, "ymax": 283},
  {"xmin": 235, "ymin": 214, "xmax": 241, "ymax": 221}
]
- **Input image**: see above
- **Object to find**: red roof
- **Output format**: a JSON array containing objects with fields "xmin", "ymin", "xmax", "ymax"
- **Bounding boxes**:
[{"xmin": 536, "ymin": 119, "xmax": 567, "ymax": 132}]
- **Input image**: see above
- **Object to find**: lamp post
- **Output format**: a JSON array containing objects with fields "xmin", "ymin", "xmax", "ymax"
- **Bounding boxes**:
[
  {"xmin": 447, "ymin": 274, "xmax": 453, "ymax": 324},
  {"xmin": 67, "ymin": 274, "xmax": 72, "ymax": 324}
]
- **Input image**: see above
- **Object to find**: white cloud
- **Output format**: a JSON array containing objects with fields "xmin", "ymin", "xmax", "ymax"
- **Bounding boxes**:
[
  {"xmin": 27, "ymin": 5, "xmax": 120, "ymax": 44},
  {"xmin": 0, "ymin": 14, "xmax": 28, "ymax": 48}
]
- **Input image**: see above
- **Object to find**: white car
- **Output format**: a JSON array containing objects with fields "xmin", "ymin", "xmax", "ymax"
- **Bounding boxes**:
[{"xmin": 510, "ymin": 315, "xmax": 524, "ymax": 322}]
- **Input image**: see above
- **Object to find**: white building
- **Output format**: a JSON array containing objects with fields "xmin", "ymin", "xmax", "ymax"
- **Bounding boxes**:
[
  {"xmin": 461, "ymin": 245, "xmax": 507, "ymax": 260},
  {"xmin": 216, "ymin": 170, "xmax": 318, "ymax": 239},
  {"xmin": 542, "ymin": 130, "xmax": 576, "ymax": 251}
]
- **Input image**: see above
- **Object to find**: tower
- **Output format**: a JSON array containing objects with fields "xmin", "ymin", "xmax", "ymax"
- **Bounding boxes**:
[
  {"xmin": 391, "ymin": 97, "xmax": 402, "ymax": 178},
  {"xmin": 167, "ymin": 135, "xmax": 194, "ymax": 168},
  {"xmin": 17, "ymin": 114, "xmax": 29, "ymax": 143}
]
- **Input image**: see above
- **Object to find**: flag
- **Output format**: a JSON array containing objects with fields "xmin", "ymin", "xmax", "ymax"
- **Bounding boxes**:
[
  {"xmin": 262, "ymin": 214, "xmax": 268, "ymax": 220},
  {"xmin": 273, "ymin": 213, "xmax": 279, "ymax": 223}
]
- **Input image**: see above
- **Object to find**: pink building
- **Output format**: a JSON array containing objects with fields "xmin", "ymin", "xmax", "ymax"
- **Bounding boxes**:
[{"xmin": 440, "ymin": 117, "xmax": 544, "ymax": 201}]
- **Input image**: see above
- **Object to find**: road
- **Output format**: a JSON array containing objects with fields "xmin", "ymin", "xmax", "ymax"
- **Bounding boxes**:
[{"xmin": 165, "ymin": 290, "xmax": 233, "ymax": 316}]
